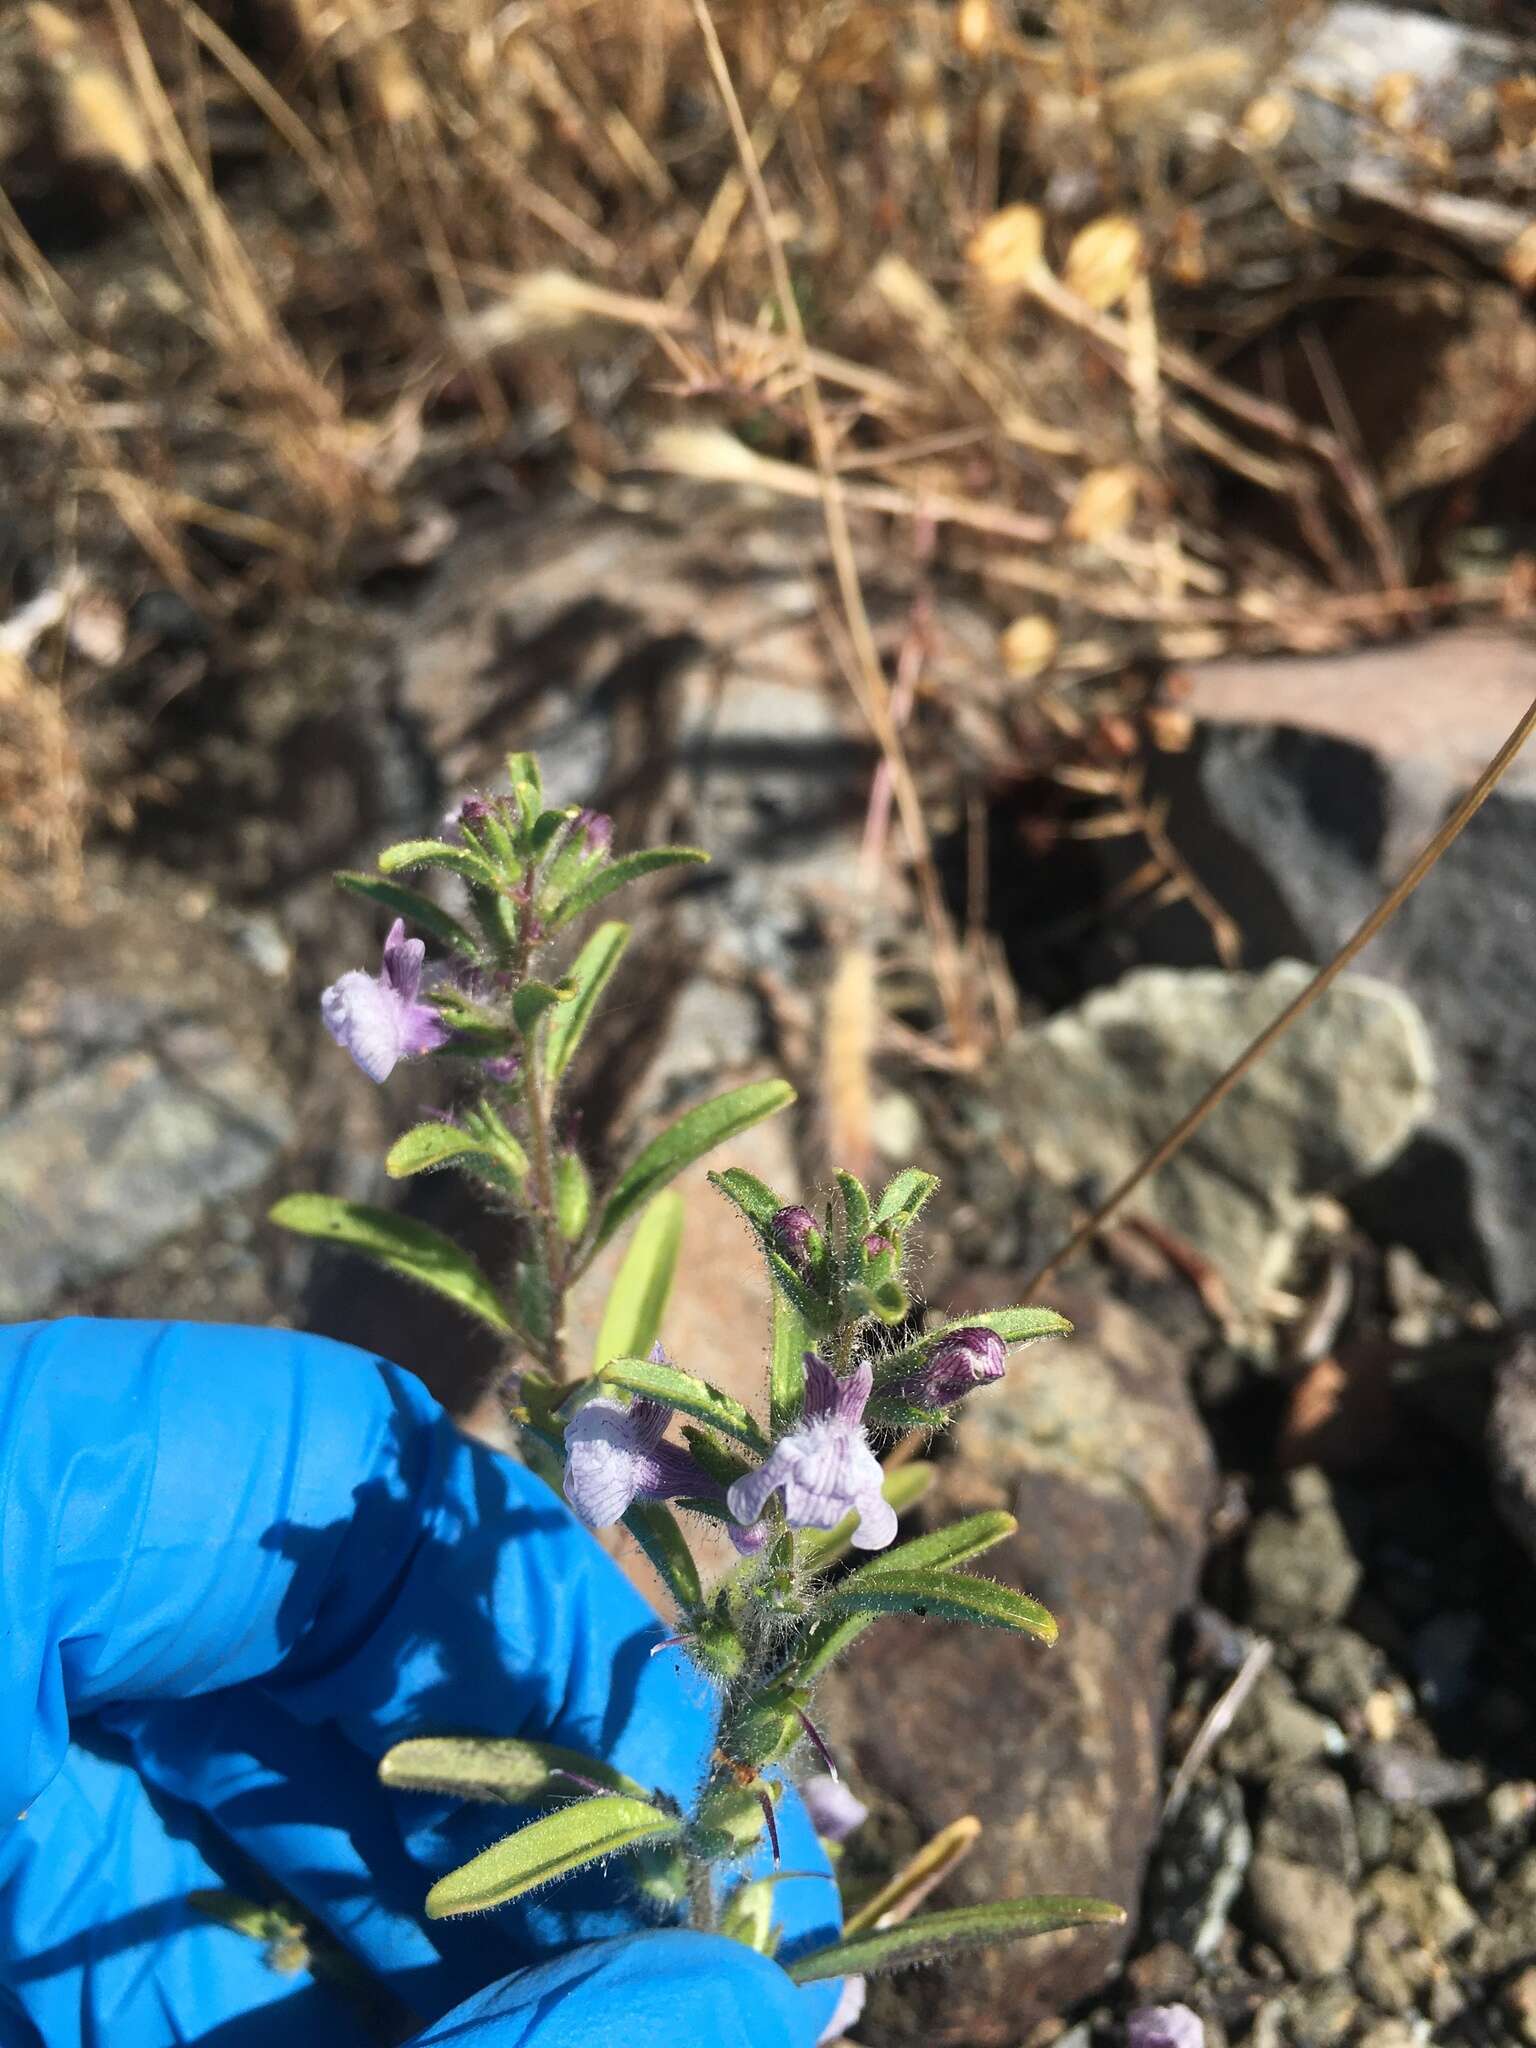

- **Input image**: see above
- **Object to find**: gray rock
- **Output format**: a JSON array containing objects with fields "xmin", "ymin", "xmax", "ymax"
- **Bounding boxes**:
[
  {"xmin": 1293, "ymin": 1627, "xmax": 1383, "ymax": 1723},
  {"xmin": 1145, "ymin": 1776, "xmax": 1252, "ymax": 1961},
  {"xmin": 1360, "ymin": 1743, "xmax": 1485, "ymax": 1809},
  {"xmin": 820, "ymin": 1288, "xmax": 1216, "ymax": 2043},
  {"xmin": 1219, "ymin": 1669, "xmax": 1347, "ymax": 1782},
  {"xmin": 1185, "ymin": 630, "xmax": 1536, "ymax": 1311},
  {"xmin": 1244, "ymin": 1470, "xmax": 1363, "ymax": 1633},
  {"xmin": 1491, "ymin": 1335, "xmax": 1536, "ymax": 1578},
  {"xmin": 0, "ymin": 904, "xmax": 293, "ymax": 1317},
  {"xmin": 1388, "ymin": 1808, "xmax": 1457, "ymax": 1886},
  {"xmin": 1282, "ymin": 1973, "xmax": 1357, "ymax": 2048},
  {"xmin": 1246, "ymin": 1853, "xmax": 1358, "ymax": 1977},
  {"xmin": 1258, "ymin": 1768, "xmax": 1359, "ymax": 1885},
  {"xmin": 1364, "ymin": 1868, "xmax": 1477, "ymax": 1953},
  {"xmin": 992, "ymin": 962, "xmax": 1431, "ymax": 1330}
]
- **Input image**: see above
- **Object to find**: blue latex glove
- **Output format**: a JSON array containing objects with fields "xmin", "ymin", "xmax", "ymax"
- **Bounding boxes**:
[{"xmin": 0, "ymin": 1320, "xmax": 842, "ymax": 2046}]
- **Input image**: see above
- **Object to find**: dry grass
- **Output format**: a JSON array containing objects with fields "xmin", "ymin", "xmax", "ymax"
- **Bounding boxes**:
[{"xmin": 2, "ymin": 0, "xmax": 1534, "ymax": 978}]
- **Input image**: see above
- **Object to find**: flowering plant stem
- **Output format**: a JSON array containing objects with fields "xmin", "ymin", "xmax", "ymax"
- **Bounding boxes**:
[{"xmin": 277, "ymin": 748, "xmax": 1124, "ymax": 1998}]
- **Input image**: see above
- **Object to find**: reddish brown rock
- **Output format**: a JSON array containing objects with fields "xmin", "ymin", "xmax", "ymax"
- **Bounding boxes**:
[{"xmin": 820, "ymin": 1286, "xmax": 1216, "ymax": 2044}]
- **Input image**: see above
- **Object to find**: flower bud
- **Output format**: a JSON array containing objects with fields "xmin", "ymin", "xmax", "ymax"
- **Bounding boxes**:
[
  {"xmin": 690, "ymin": 1611, "xmax": 747, "ymax": 1681},
  {"xmin": 905, "ymin": 1325, "xmax": 1007, "ymax": 1408},
  {"xmin": 723, "ymin": 1688, "xmax": 803, "ymax": 1770},
  {"xmin": 771, "ymin": 1205, "xmax": 824, "ymax": 1279},
  {"xmin": 574, "ymin": 807, "xmax": 612, "ymax": 856}
]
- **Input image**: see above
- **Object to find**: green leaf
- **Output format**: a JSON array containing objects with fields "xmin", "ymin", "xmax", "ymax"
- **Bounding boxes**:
[
  {"xmin": 769, "ymin": 1287, "xmax": 809, "ymax": 1438},
  {"xmin": 386, "ymin": 1122, "xmax": 485, "ymax": 1178},
  {"xmin": 623, "ymin": 1501, "xmax": 703, "ymax": 1615},
  {"xmin": 765, "ymin": 1247, "xmax": 824, "ymax": 1329},
  {"xmin": 602, "ymin": 1356, "xmax": 768, "ymax": 1453},
  {"xmin": 821, "ymin": 1567, "xmax": 1057, "ymax": 1644},
  {"xmin": 505, "ymin": 750, "xmax": 542, "ymax": 819},
  {"xmin": 512, "ymin": 979, "xmax": 573, "ymax": 1035},
  {"xmin": 380, "ymin": 1735, "xmax": 647, "ymax": 1806},
  {"xmin": 545, "ymin": 921, "xmax": 631, "ymax": 1082},
  {"xmin": 554, "ymin": 1151, "xmax": 591, "ymax": 1242},
  {"xmin": 799, "ymin": 1463, "xmax": 937, "ymax": 1573},
  {"xmin": 335, "ymin": 873, "xmax": 481, "ymax": 958},
  {"xmin": 595, "ymin": 1081, "xmax": 796, "ymax": 1249},
  {"xmin": 269, "ymin": 1195, "xmax": 513, "ymax": 1334},
  {"xmin": 594, "ymin": 1192, "xmax": 684, "ymax": 1370},
  {"xmin": 785, "ymin": 1896, "xmax": 1126, "ymax": 1983},
  {"xmin": 680, "ymin": 1425, "xmax": 751, "ymax": 1488},
  {"xmin": 549, "ymin": 847, "xmax": 708, "ymax": 930},
  {"xmin": 840, "ymin": 1511, "xmax": 1017, "ymax": 1582},
  {"xmin": 377, "ymin": 838, "xmax": 494, "ymax": 883},
  {"xmin": 874, "ymin": 1167, "xmax": 941, "ymax": 1231},
  {"xmin": 793, "ymin": 1609, "xmax": 881, "ymax": 1682},
  {"xmin": 874, "ymin": 1305, "xmax": 1074, "ymax": 1388},
  {"xmin": 836, "ymin": 1169, "xmax": 873, "ymax": 1277},
  {"xmin": 468, "ymin": 882, "xmax": 520, "ymax": 965},
  {"xmin": 425, "ymin": 1794, "xmax": 681, "ymax": 1918},
  {"xmin": 707, "ymin": 1166, "xmax": 785, "ymax": 1233}
]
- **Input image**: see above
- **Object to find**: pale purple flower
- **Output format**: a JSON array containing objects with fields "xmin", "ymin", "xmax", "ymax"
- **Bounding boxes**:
[
  {"xmin": 817, "ymin": 1973, "xmax": 866, "ymax": 2044},
  {"xmin": 562, "ymin": 1396, "xmax": 703, "ymax": 1529},
  {"xmin": 901, "ymin": 1326, "xmax": 1006, "ymax": 1409},
  {"xmin": 320, "ymin": 919, "xmax": 450, "ymax": 1084},
  {"xmin": 574, "ymin": 807, "xmax": 612, "ymax": 856},
  {"xmin": 801, "ymin": 1773, "xmax": 868, "ymax": 1843},
  {"xmin": 482, "ymin": 1052, "xmax": 522, "ymax": 1084},
  {"xmin": 726, "ymin": 1356, "xmax": 896, "ymax": 1551},
  {"xmin": 1127, "ymin": 2005, "xmax": 1204, "ymax": 2048}
]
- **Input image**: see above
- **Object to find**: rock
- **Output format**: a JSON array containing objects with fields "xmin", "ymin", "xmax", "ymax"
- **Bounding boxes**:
[
  {"xmin": 1388, "ymin": 1808, "xmax": 1457, "ymax": 1886},
  {"xmin": 1183, "ymin": 630, "xmax": 1536, "ymax": 1312},
  {"xmin": 991, "ymin": 962, "xmax": 1431, "ymax": 1330},
  {"xmin": 1490, "ymin": 1335, "xmax": 1536, "ymax": 1577},
  {"xmin": 1364, "ymin": 1868, "xmax": 1477, "ymax": 1954},
  {"xmin": 1353, "ymin": 2025, "xmax": 1423, "ymax": 2048},
  {"xmin": 1218, "ymin": 1669, "xmax": 1347, "ymax": 1782},
  {"xmin": 1257, "ymin": 1768, "xmax": 1359, "ymax": 1885},
  {"xmin": 1292, "ymin": 1627, "xmax": 1383, "ymax": 1724},
  {"xmin": 1144, "ymin": 1777, "xmax": 1251, "ymax": 1961},
  {"xmin": 1282, "ymin": 1974, "xmax": 1357, "ymax": 2048},
  {"xmin": 1246, "ymin": 1855, "xmax": 1358, "ymax": 1977},
  {"xmin": 0, "ymin": 889, "xmax": 293, "ymax": 1317},
  {"xmin": 820, "ymin": 1288, "xmax": 1216, "ymax": 2044},
  {"xmin": 1474, "ymin": 1851, "xmax": 1536, "ymax": 1974},
  {"xmin": 1243, "ymin": 1470, "xmax": 1363, "ymax": 1633},
  {"xmin": 1353, "ymin": 1911, "xmax": 1432, "ymax": 2015},
  {"xmin": 1359, "ymin": 1743, "xmax": 1485, "ymax": 1809}
]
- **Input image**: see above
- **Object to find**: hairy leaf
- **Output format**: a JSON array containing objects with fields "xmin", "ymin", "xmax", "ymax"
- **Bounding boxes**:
[
  {"xmin": 873, "ymin": 1167, "xmax": 941, "ymax": 1231},
  {"xmin": 512, "ymin": 979, "xmax": 573, "ymax": 1035},
  {"xmin": 821, "ymin": 1567, "xmax": 1057, "ymax": 1644},
  {"xmin": 623, "ymin": 1501, "xmax": 703, "ymax": 1615},
  {"xmin": 377, "ymin": 838, "xmax": 494, "ymax": 884},
  {"xmin": 707, "ymin": 1166, "xmax": 784, "ymax": 1233},
  {"xmin": 595, "ymin": 1081, "xmax": 796, "ymax": 1249},
  {"xmin": 545, "ymin": 921, "xmax": 631, "ymax": 1082},
  {"xmin": 839, "ymin": 1511, "xmax": 1017, "ymax": 1583},
  {"xmin": 386, "ymin": 1122, "xmax": 489, "ymax": 1179},
  {"xmin": 594, "ymin": 1192, "xmax": 684, "ymax": 1369},
  {"xmin": 602, "ymin": 1356, "xmax": 768, "ymax": 1453},
  {"xmin": 335, "ymin": 873, "xmax": 480, "ymax": 958},
  {"xmin": 269, "ymin": 1196, "xmax": 512, "ymax": 1334},
  {"xmin": 425, "ymin": 1795, "xmax": 680, "ymax": 1918},
  {"xmin": 380, "ymin": 1735, "xmax": 647, "ymax": 1806},
  {"xmin": 549, "ymin": 847, "xmax": 708, "ymax": 930},
  {"xmin": 786, "ymin": 1896, "xmax": 1125, "ymax": 1983},
  {"xmin": 769, "ymin": 1288, "xmax": 809, "ymax": 1438},
  {"xmin": 874, "ymin": 1305, "xmax": 1074, "ymax": 1388}
]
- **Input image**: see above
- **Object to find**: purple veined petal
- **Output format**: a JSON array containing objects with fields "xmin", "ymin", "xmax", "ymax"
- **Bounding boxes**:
[
  {"xmin": 801, "ymin": 1773, "xmax": 868, "ymax": 1843},
  {"xmin": 817, "ymin": 1973, "xmax": 866, "ymax": 2044},
  {"xmin": 834, "ymin": 1358, "xmax": 873, "ymax": 1427},
  {"xmin": 381, "ymin": 918, "xmax": 426, "ymax": 1003},
  {"xmin": 778, "ymin": 1423, "xmax": 865, "ymax": 1532},
  {"xmin": 849, "ymin": 1482, "xmax": 898, "ymax": 1552},
  {"xmin": 802, "ymin": 1352, "xmax": 841, "ymax": 1422},
  {"xmin": 726, "ymin": 1516, "xmax": 770, "ymax": 1555},
  {"xmin": 321, "ymin": 969, "xmax": 406, "ymax": 1084},
  {"xmin": 726, "ymin": 1443, "xmax": 794, "ymax": 1530},
  {"xmin": 1127, "ymin": 2005, "xmax": 1204, "ymax": 2048},
  {"xmin": 396, "ymin": 998, "xmax": 450, "ymax": 1061},
  {"xmin": 561, "ymin": 1398, "xmax": 654, "ymax": 1528}
]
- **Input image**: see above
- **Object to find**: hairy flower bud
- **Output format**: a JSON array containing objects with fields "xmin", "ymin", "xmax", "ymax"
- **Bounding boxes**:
[
  {"xmin": 574, "ymin": 807, "xmax": 612, "ymax": 856},
  {"xmin": 903, "ymin": 1326, "xmax": 1007, "ymax": 1409},
  {"xmin": 770, "ymin": 1205, "xmax": 823, "ymax": 1278}
]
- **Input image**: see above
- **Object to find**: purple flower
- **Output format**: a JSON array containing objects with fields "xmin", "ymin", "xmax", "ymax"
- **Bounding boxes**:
[
  {"xmin": 771, "ymin": 1205, "xmax": 823, "ymax": 1277},
  {"xmin": 726, "ymin": 1356, "xmax": 896, "ymax": 1551},
  {"xmin": 817, "ymin": 1973, "xmax": 865, "ymax": 2044},
  {"xmin": 902, "ymin": 1326, "xmax": 1006, "ymax": 1409},
  {"xmin": 482, "ymin": 1052, "xmax": 522, "ymax": 1084},
  {"xmin": 801, "ymin": 1773, "xmax": 868, "ymax": 1843},
  {"xmin": 320, "ymin": 919, "xmax": 450, "ymax": 1084},
  {"xmin": 562, "ymin": 1396, "xmax": 703, "ymax": 1529},
  {"xmin": 574, "ymin": 807, "xmax": 612, "ymax": 856},
  {"xmin": 1127, "ymin": 2006, "xmax": 1204, "ymax": 2048}
]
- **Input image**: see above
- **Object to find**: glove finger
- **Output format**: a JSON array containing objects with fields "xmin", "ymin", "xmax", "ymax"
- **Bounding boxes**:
[
  {"xmin": 0, "ymin": 1729, "xmax": 375, "ymax": 2048},
  {"xmin": 406, "ymin": 1930, "xmax": 826, "ymax": 2048},
  {"xmin": 0, "ymin": 1321, "xmax": 711, "ymax": 1818}
]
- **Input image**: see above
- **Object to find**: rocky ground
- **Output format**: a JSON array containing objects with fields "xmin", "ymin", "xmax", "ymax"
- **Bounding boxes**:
[{"xmin": 6, "ymin": 487, "xmax": 1536, "ymax": 2047}]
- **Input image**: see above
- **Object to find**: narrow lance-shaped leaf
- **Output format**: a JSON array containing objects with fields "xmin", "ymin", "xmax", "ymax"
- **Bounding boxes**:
[
  {"xmin": 594, "ymin": 1192, "xmax": 684, "ymax": 1370},
  {"xmin": 623, "ymin": 1502, "xmax": 703, "ymax": 1616},
  {"xmin": 602, "ymin": 1355, "xmax": 768, "ymax": 1454},
  {"xmin": 769, "ymin": 1287, "xmax": 809, "ymax": 1439},
  {"xmin": 836, "ymin": 1170, "xmax": 873, "ymax": 1282},
  {"xmin": 873, "ymin": 1167, "xmax": 940, "ymax": 1231},
  {"xmin": 269, "ymin": 1195, "xmax": 513, "ymax": 1335},
  {"xmin": 335, "ymin": 873, "xmax": 480, "ymax": 958},
  {"xmin": 821, "ymin": 1567, "xmax": 1058, "ymax": 1644},
  {"xmin": 707, "ymin": 1166, "xmax": 784, "ymax": 1234},
  {"xmin": 836, "ymin": 1511, "xmax": 1017, "ymax": 1582},
  {"xmin": 380, "ymin": 1735, "xmax": 647, "ymax": 1807},
  {"xmin": 594, "ymin": 1080, "xmax": 796, "ymax": 1251},
  {"xmin": 512, "ymin": 979, "xmax": 573, "ymax": 1035},
  {"xmin": 785, "ymin": 1896, "xmax": 1126, "ymax": 1984},
  {"xmin": 545, "ymin": 921, "xmax": 631, "ymax": 1082},
  {"xmin": 793, "ymin": 1609, "xmax": 881, "ymax": 1683},
  {"xmin": 549, "ymin": 847, "xmax": 708, "ymax": 930},
  {"xmin": 377, "ymin": 839, "xmax": 496, "ymax": 884},
  {"xmin": 874, "ymin": 1305, "xmax": 1074, "ymax": 1388},
  {"xmin": 386, "ymin": 1114, "xmax": 529, "ymax": 1186},
  {"xmin": 425, "ymin": 1795, "xmax": 682, "ymax": 1918}
]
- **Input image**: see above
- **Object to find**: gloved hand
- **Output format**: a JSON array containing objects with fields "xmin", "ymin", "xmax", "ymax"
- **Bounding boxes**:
[{"xmin": 0, "ymin": 1320, "xmax": 843, "ymax": 2047}]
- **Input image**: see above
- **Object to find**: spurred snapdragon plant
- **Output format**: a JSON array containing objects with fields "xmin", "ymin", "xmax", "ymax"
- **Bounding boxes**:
[{"xmin": 274, "ymin": 750, "xmax": 1123, "ymax": 2002}]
